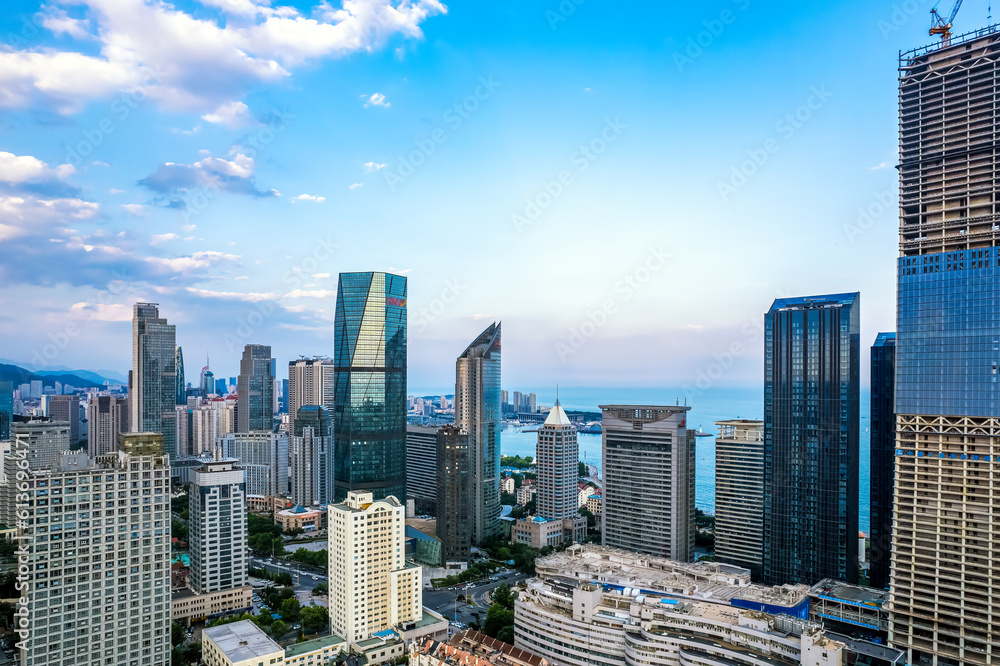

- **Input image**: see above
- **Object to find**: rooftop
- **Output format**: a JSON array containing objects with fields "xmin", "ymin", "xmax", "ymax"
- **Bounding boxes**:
[
  {"xmin": 769, "ymin": 292, "xmax": 858, "ymax": 312},
  {"xmin": 203, "ymin": 620, "xmax": 283, "ymax": 661},
  {"xmin": 808, "ymin": 579, "xmax": 888, "ymax": 608},
  {"xmin": 284, "ymin": 633, "xmax": 347, "ymax": 658},
  {"xmin": 543, "ymin": 401, "xmax": 572, "ymax": 427}
]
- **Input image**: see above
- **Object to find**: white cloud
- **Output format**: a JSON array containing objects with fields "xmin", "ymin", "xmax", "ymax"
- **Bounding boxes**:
[
  {"xmin": 0, "ymin": 196, "xmax": 99, "ymax": 241},
  {"xmin": 0, "ymin": 151, "xmax": 74, "ymax": 184},
  {"xmin": 312, "ymin": 272, "xmax": 331, "ymax": 278},
  {"xmin": 92, "ymin": 160, "xmax": 110, "ymax": 167},
  {"xmin": 290, "ymin": 193, "xmax": 326, "ymax": 203},
  {"xmin": 149, "ymin": 233, "xmax": 179, "ymax": 244},
  {"xmin": 147, "ymin": 250, "xmax": 240, "ymax": 272},
  {"xmin": 869, "ymin": 162, "xmax": 890, "ymax": 170},
  {"xmin": 69, "ymin": 302, "xmax": 132, "ymax": 321},
  {"xmin": 348, "ymin": 182, "xmax": 363, "ymax": 190},
  {"xmin": 121, "ymin": 203, "xmax": 148, "ymax": 217},
  {"xmin": 109, "ymin": 188, "xmax": 124, "ymax": 194},
  {"xmin": 364, "ymin": 92, "xmax": 390, "ymax": 108},
  {"xmin": 363, "ymin": 161, "xmax": 387, "ymax": 172},
  {"xmin": 234, "ymin": 275, "xmax": 249, "ymax": 280},
  {"xmin": 0, "ymin": 0, "xmax": 446, "ymax": 115},
  {"xmin": 182, "ymin": 224, "xmax": 196, "ymax": 232},
  {"xmin": 202, "ymin": 100, "xmax": 254, "ymax": 128},
  {"xmin": 186, "ymin": 287, "xmax": 277, "ymax": 301},
  {"xmin": 284, "ymin": 288, "xmax": 336, "ymax": 298}
]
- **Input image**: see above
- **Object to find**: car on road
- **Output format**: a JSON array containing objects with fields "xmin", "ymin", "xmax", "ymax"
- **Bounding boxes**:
[{"xmin": 311, "ymin": 575, "xmax": 319, "ymax": 580}]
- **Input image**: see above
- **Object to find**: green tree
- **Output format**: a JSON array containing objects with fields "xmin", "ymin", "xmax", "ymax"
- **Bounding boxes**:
[
  {"xmin": 171, "ymin": 519, "xmax": 189, "ymax": 542},
  {"xmin": 579, "ymin": 507, "xmax": 597, "ymax": 530},
  {"xmin": 496, "ymin": 547, "xmax": 511, "ymax": 561},
  {"xmin": 301, "ymin": 605, "xmax": 328, "ymax": 633},
  {"xmin": 312, "ymin": 582, "xmax": 329, "ymax": 596},
  {"xmin": 276, "ymin": 572, "xmax": 294, "ymax": 587},
  {"xmin": 497, "ymin": 625, "xmax": 515, "ymax": 644},
  {"xmin": 279, "ymin": 597, "xmax": 301, "ymax": 622},
  {"xmin": 491, "ymin": 583, "xmax": 515, "ymax": 610},
  {"xmin": 171, "ymin": 621, "xmax": 185, "ymax": 647},
  {"xmin": 512, "ymin": 474, "xmax": 523, "ymax": 490},
  {"xmin": 483, "ymin": 603, "xmax": 514, "ymax": 639},
  {"xmin": 269, "ymin": 620, "xmax": 288, "ymax": 638},
  {"xmin": 578, "ymin": 461, "xmax": 588, "ymax": 477}
]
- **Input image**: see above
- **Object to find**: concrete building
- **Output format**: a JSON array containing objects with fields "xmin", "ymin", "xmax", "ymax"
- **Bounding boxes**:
[
  {"xmin": 202, "ymin": 620, "xmax": 284, "ymax": 666},
  {"xmin": 237, "ymin": 343, "xmax": 274, "ymax": 432},
  {"xmin": 454, "ymin": 323, "xmax": 502, "ymax": 543},
  {"xmin": 516, "ymin": 545, "xmax": 842, "ymax": 666},
  {"xmin": 192, "ymin": 397, "xmax": 237, "ymax": 455},
  {"xmin": 585, "ymin": 494, "xmax": 602, "ymax": 521},
  {"xmin": 502, "ymin": 475, "xmax": 515, "ymax": 495},
  {"xmin": 406, "ymin": 424, "xmax": 439, "ymax": 515},
  {"xmin": 10, "ymin": 419, "xmax": 71, "ymax": 470},
  {"xmin": 87, "ymin": 395, "xmax": 127, "ymax": 456},
  {"xmin": 288, "ymin": 357, "xmax": 335, "ymax": 438},
  {"xmin": 436, "ymin": 425, "xmax": 471, "ymax": 564},
  {"xmin": 714, "ymin": 419, "xmax": 765, "ymax": 580},
  {"xmin": 220, "ymin": 431, "xmax": 289, "ymax": 497},
  {"xmin": 516, "ymin": 482, "xmax": 536, "ymax": 506},
  {"xmin": 327, "ymin": 491, "xmax": 421, "ymax": 647},
  {"xmin": 276, "ymin": 504, "xmax": 325, "ymax": 532},
  {"xmin": 130, "ymin": 302, "xmax": 177, "ymax": 456},
  {"xmin": 891, "ymin": 31, "xmax": 1000, "ymax": 665},
  {"xmin": 411, "ymin": 632, "xmax": 549, "ymax": 666},
  {"xmin": 189, "ymin": 453, "xmax": 249, "ymax": 598},
  {"xmin": 764, "ymin": 293, "xmax": 860, "ymax": 586},
  {"xmin": 47, "ymin": 394, "xmax": 81, "ymax": 444},
  {"xmin": 172, "ymin": 587, "xmax": 253, "ymax": 625},
  {"xmin": 600, "ymin": 405, "xmax": 695, "ymax": 561},
  {"xmin": 16, "ymin": 445, "xmax": 172, "ymax": 666},
  {"xmin": 291, "ymin": 405, "xmax": 333, "ymax": 506},
  {"xmin": 536, "ymin": 401, "xmax": 580, "ymax": 523}
]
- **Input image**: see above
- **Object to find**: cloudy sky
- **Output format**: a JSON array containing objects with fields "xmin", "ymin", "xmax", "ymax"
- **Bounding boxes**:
[{"xmin": 0, "ymin": 0, "xmax": 985, "ymax": 393}]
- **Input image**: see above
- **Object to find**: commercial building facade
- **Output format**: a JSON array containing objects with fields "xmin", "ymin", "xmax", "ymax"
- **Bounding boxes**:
[
  {"xmin": 237, "ymin": 344, "xmax": 274, "ymax": 432},
  {"xmin": 130, "ymin": 302, "xmax": 177, "ymax": 456},
  {"xmin": 600, "ymin": 405, "xmax": 695, "ymax": 561},
  {"xmin": 763, "ymin": 293, "xmax": 860, "ymax": 586},
  {"xmin": 87, "ymin": 395, "xmax": 127, "ymax": 456},
  {"xmin": 436, "ymin": 425, "xmax": 471, "ymax": 564},
  {"xmin": 455, "ymin": 322, "xmax": 502, "ymax": 543},
  {"xmin": 188, "ymin": 454, "xmax": 249, "ymax": 596},
  {"xmin": 288, "ymin": 358, "xmax": 335, "ymax": 438},
  {"xmin": 868, "ymin": 333, "xmax": 896, "ymax": 591},
  {"xmin": 713, "ymin": 419, "xmax": 764, "ymax": 580},
  {"xmin": 220, "ymin": 431, "xmax": 289, "ymax": 497},
  {"xmin": 291, "ymin": 405, "xmax": 334, "ymax": 506},
  {"xmin": 333, "ymin": 272, "xmax": 408, "ymax": 502},
  {"xmin": 406, "ymin": 424, "xmax": 439, "ymax": 515},
  {"xmin": 890, "ymin": 29, "xmax": 1000, "ymax": 665}
]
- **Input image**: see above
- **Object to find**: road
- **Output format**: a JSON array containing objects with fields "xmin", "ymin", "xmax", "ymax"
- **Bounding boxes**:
[
  {"xmin": 250, "ymin": 556, "xmax": 327, "ymax": 592},
  {"xmin": 423, "ymin": 572, "xmax": 529, "ymax": 629}
]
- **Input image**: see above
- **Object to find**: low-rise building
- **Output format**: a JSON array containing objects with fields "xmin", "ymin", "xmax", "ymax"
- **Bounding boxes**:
[
  {"xmin": 412, "ymin": 631, "xmax": 548, "ymax": 666},
  {"xmin": 586, "ymin": 494, "xmax": 602, "ymax": 520},
  {"xmin": 248, "ymin": 494, "xmax": 292, "ymax": 515},
  {"xmin": 284, "ymin": 634, "xmax": 349, "ymax": 666},
  {"xmin": 516, "ymin": 483, "xmax": 536, "ymax": 506},
  {"xmin": 277, "ymin": 503, "xmax": 326, "ymax": 532},
  {"xmin": 502, "ymin": 476, "xmax": 515, "ymax": 495},
  {"xmin": 512, "ymin": 515, "xmax": 587, "ymax": 549},
  {"xmin": 202, "ymin": 620, "xmax": 284, "ymax": 666},
  {"xmin": 172, "ymin": 586, "xmax": 253, "ymax": 624}
]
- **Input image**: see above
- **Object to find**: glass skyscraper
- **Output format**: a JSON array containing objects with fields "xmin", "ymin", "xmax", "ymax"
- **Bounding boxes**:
[
  {"xmin": 333, "ymin": 272, "xmax": 407, "ymax": 502},
  {"xmin": 175, "ymin": 346, "xmax": 185, "ymax": 405},
  {"xmin": 890, "ymin": 30, "xmax": 1000, "ymax": 665},
  {"xmin": 455, "ymin": 322, "xmax": 502, "ymax": 543},
  {"xmin": 237, "ymin": 343, "xmax": 273, "ymax": 432},
  {"xmin": 130, "ymin": 302, "xmax": 177, "ymax": 456},
  {"xmin": 0, "ymin": 380, "xmax": 11, "ymax": 441},
  {"xmin": 868, "ymin": 332, "xmax": 895, "ymax": 591},
  {"xmin": 763, "ymin": 293, "xmax": 859, "ymax": 586}
]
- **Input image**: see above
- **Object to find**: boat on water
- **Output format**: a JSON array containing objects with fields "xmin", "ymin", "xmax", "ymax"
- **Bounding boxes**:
[{"xmin": 693, "ymin": 425, "xmax": 714, "ymax": 438}]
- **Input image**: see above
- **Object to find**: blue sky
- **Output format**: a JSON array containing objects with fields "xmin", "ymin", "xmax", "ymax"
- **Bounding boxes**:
[{"xmin": 0, "ymin": 0, "xmax": 987, "ymax": 392}]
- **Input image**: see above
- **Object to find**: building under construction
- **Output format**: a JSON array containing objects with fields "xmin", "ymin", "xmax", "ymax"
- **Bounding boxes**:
[{"xmin": 892, "ymin": 23, "xmax": 1000, "ymax": 666}]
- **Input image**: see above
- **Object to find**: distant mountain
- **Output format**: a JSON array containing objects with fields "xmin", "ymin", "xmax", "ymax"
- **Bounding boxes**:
[
  {"xmin": 0, "ymin": 364, "xmax": 104, "ymax": 389},
  {"xmin": 0, "ymin": 359, "xmax": 126, "ymax": 384}
]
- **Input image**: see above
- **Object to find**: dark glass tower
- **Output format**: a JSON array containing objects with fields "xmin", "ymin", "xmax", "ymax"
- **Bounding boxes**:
[
  {"xmin": 763, "ymin": 293, "xmax": 860, "ymax": 586},
  {"xmin": 0, "ymin": 380, "xmax": 11, "ymax": 440},
  {"xmin": 868, "ymin": 332, "xmax": 895, "ymax": 590},
  {"xmin": 436, "ymin": 425, "xmax": 471, "ymax": 564},
  {"xmin": 333, "ymin": 272, "xmax": 407, "ymax": 502},
  {"xmin": 175, "ymin": 346, "xmax": 185, "ymax": 405},
  {"xmin": 455, "ymin": 322, "xmax": 502, "ymax": 543},
  {"xmin": 130, "ymin": 302, "xmax": 177, "ymax": 456},
  {"xmin": 237, "ymin": 343, "xmax": 273, "ymax": 432}
]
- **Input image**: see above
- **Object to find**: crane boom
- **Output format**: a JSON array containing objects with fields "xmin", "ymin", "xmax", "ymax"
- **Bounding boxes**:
[{"xmin": 930, "ymin": 0, "xmax": 965, "ymax": 44}]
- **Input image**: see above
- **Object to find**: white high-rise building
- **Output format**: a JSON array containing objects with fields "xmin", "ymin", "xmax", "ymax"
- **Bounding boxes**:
[
  {"xmin": 291, "ymin": 406, "xmax": 333, "ymax": 506},
  {"xmin": 287, "ymin": 358, "xmax": 334, "ymax": 436},
  {"xmin": 220, "ymin": 431, "xmax": 289, "ymax": 497},
  {"xmin": 17, "ymin": 444, "xmax": 172, "ymax": 666},
  {"xmin": 87, "ymin": 395, "xmax": 127, "ymax": 456},
  {"xmin": 328, "ymin": 491, "xmax": 421, "ymax": 647},
  {"xmin": 191, "ymin": 397, "xmax": 236, "ymax": 455},
  {"xmin": 189, "ymin": 453, "xmax": 248, "ymax": 594}
]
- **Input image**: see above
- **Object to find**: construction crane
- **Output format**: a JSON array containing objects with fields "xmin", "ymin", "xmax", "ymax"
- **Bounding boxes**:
[{"xmin": 930, "ymin": 0, "xmax": 964, "ymax": 44}]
